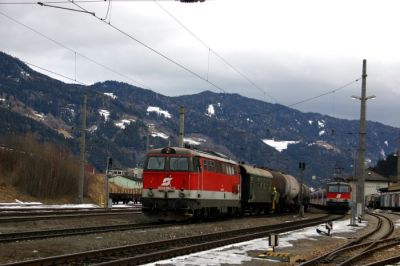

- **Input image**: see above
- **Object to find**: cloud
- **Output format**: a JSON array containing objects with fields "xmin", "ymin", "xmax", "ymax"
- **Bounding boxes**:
[{"xmin": 0, "ymin": 0, "xmax": 399, "ymax": 126}]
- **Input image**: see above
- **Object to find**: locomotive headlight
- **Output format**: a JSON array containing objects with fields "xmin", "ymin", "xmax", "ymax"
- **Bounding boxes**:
[{"xmin": 179, "ymin": 188, "xmax": 185, "ymax": 198}]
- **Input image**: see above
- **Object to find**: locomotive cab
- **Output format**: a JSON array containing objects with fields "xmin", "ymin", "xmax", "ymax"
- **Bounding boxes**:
[{"xmin": 141, "ymin": 147, "xmax": 241, "ymax": 221}]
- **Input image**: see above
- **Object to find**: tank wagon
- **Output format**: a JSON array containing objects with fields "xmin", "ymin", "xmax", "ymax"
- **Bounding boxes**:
[
  {"xmin": 141, "ymin": 146, "xmax": 309, "ymax": 220},
  {"xmin": 270, "ymin": 170, "xmax": 309, "ymax": 210}
]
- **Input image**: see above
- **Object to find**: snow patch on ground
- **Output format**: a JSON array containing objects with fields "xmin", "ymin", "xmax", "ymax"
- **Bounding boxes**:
[
  {"xmin": 308, "ymin": 120, "xmax": 313, "ymax": 125},
  {"xmin": 319, "ymin": 130, "xmax": 325, "ymax": 136},
  {"xmin": 246, "ymin": 118, "xmax": 253, "ymax": 123},
  {"xmin": 0, "ymin": 98, "xmax": 5, "ymax": 102},
  {"xmin": 318, "ymin": 120, "xmax": 325, "ymax": 128},
  {"xmin": 384, "ymin": 140, "xmax": 388, "ymax": 147},
  {"xmin": 145, "ymin": 219, "xmax": 366, "ymax": 266}
]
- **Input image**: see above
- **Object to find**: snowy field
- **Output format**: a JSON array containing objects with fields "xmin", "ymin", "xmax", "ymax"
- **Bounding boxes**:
[
  {"xmin": 0, "ymin": 200, "xmax": 139, "ymax": 209},
  {"xmin": 144, "ymin": 219, "xmax": 367, "ymax": 266}
]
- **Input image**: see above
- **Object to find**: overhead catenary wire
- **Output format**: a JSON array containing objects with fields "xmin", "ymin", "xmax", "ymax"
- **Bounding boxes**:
[
  {"xmin": 5, "ymin": 1, "xmax": 362, "ymax": 116},
  {"xmin": 101, "ymin": 0, "xmax": 112, "ymax": 22},
  {"xmin": 24, "ymin": 61, "xmax": 88, "ymax": 85},
  {"xmin": 286, "ymin": 78, "xmax": 361, "ymax": 108},
  {"xmin": 0, "ymin": 10, "xmax": 150, "ymax": 89},
  {"xmin": 258, "ymin": 77, "xmax": 362, "ymax": 117},
  {"xmin": 245, "ymin": 77, "xmax": 361, "ymax": 120},
  {"xmin": 0, "ymin": 0, "xmax": 178, "ymax": 4},
  {"xmin": 63, "ymin": 0, "xmax": 227, "ymax": 93},
  {"xmin": 153, "ymin": 0, "xmax": 278, "ymax": 103}
]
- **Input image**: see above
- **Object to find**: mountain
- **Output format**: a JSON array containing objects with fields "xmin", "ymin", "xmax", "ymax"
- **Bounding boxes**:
[{"xmin": 0, "ymin": 51, "xmax": 398, "ymax": 186}]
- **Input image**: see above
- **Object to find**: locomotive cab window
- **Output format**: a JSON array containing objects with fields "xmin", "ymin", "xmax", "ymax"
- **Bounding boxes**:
[
  {"xmin": 193, "ymin": 157, "xmax": 201, "ymax": 172},
  {"xmin": 170, "ymin": 157, "xmax": 189, "ymax": 171},
  {"xmin": 328, "ymin": 185, "xmax": 338, "ymax": 192},
  {"xmin": 339, "ymin": 186, "xmax": 350, "ymax": 193},
  {"xmin": 146, "ymin": 157, "xmax": 166, "ymax": 170}
]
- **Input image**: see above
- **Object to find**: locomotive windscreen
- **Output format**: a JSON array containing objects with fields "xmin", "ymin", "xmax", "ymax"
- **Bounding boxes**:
[
  {"xmin": 145, "ymin": 156, "xmax": 191, "ymax": 171},
  {"xmin": 328, "ymin": 185, "xmax": 350, "ymax": 193}
]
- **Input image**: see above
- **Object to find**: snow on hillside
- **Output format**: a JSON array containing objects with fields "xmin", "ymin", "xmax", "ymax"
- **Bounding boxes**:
[
  {"xmin": 262, "ymin": 139, "xmax": 299, "ymax": 152},
  {"xmin": 98, "ymin": 109, "xmax": 110, "ymax": 121},
  {"xmin": 206, "ymin": 104, "xmax": 215, "ymax": 117},
  {"xmin": 147, "ymin": 106, "xmax": 171, "ymax": 118},
  {"xmin": 152, "ymin": 132, "xmax": 169, "ymax": 139},
  {"xmin": 103, "ymin": 92, "xmax": 117, "ymax": 99},
  {"xmin": 115, "ymin": 119, "xmax": 135, "ymax": 129}
]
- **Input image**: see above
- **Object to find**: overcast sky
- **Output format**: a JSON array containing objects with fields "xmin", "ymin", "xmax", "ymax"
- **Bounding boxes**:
[{"xmin": 0, "ymin": 0, "xmax": 399, "ymax": 127}]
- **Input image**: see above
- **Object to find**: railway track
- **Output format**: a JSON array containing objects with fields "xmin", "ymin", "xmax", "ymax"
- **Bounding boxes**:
[
  {"xmin": 0, "ymin": 212, "xmax": 289, "ymax": 242},
  {"xmin": 0, "ymin": 221, "xmax": 180, "ymax": 243},
  {"xmin": 0, "ymin": 208, "xmax": 141, "ymax": 223},
  {"xmin": 3, "ymin": 214, "xmax": 343, "ymax": 266},
  {"xmin": 298, "ymin": 211, "xmax": 396, "ymax": 266}
]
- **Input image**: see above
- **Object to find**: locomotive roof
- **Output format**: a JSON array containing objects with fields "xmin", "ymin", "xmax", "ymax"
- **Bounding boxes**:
[
  {"xmin": 326, "ymin": 181, "xmax": 350, "ymax": 186},
  {"xmin": 146, "ymin": 147, "xmax": 238, "ymax": 164},
  {"xmin": 240, "ymin": 164, "xmax": 273, "ymax": 178}
]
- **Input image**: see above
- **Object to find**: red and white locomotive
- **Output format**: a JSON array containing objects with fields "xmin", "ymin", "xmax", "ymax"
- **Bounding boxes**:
[
  {"xmin": 141, "ymin": 146, "xmax": 241, "ymax": 220},
  {"xmin": 141, "ymin": 146, "xmax": 310, "ymax": 220},
  {"xmin": 310, "ymin": 178, "xmax": 351, "ymax": 211}
]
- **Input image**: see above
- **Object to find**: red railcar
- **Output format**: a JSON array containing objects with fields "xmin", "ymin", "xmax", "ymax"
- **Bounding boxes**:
[
  {"xmin": 310, "ymin": 180, "xmax": 351, "ymax": 211},
  {"xmin": 141, "ymin": 147, "xmax": 241, "ymax": 220}
]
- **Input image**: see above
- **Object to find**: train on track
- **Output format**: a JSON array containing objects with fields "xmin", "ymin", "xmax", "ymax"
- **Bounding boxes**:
[
  {"xmin": 310, "ymin": 178, "xmax": 352, "ymax": 212},
  {"xmin": 141, "ymin": 146, "xmax": 310, "ymax": 220},
  {"xmin": 366, "ymin": 190, "xmax": 400, "ymax": 210}
]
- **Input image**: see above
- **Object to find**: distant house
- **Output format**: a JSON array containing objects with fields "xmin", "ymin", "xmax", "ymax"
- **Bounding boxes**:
[
  {"xmin": 84, "ymin": 164, "xmax": 96, "ymax": 175},
  {"xmin": 346, "ymin": 170, "xmax": 395, "ymax": 196},
  {"xmin": 127, "ymin": 167, "xmax": 143, "ymax": 179},
  {"xmin": 109, "ymin": 175, "xmax": 142, "ymax": 193},
  {"xmin": 107, "ymin": 169, "xmax": 127, "ymax": 176}
]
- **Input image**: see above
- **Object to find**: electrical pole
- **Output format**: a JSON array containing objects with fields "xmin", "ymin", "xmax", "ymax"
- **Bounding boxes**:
[
  {"xmin": 178, "ymin": 106, "xmax": 185, "ymax": 148},
  {"xmin": 105, "ymin": 157, "xmax": 112, "ymax": 210},
  {"xmin": 146, "ymin": 134, "xmax": 150, "ymax": 152},
  {"xmin": 78, "ymin": 94, "xmax": 87, "ymax": 204},
  {"xmin": 298, "ymin": 162, "xmax": 305, "ymax": 217},
  {"xmin": 353, "ymin": 59, "xmax": 375, "ymax": 217},
  {"xmin": 350, "ymin": 149, "xmax": 357, "ymax": 226},
  {"xmin": 397, "ymin": 136, "xmax": 400, "ymax": 182}
]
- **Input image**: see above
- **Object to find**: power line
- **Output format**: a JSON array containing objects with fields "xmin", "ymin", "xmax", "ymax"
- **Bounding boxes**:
[
  {"xmin": 0, "ymin": 0, "xmax": 190, "ymax": 5},
  {"xmin": 64, "ymin": 0, "xmax": 227, "ymax": 93},
  {"xmin": 154, "ymin": 0, "xmax": 278, "ymax": 103},
  {"xmin": 286, "ymin": 78, "xmax": 361, "ymax": 108},
  {"xmin": 24, "ymin": 61, "xmax": 88, "ymax": 85},
  {"xmin": 37, "ymin": 2, "xmax": 95, "ymax": 15},
  {"xmin": 0, "ymin": 10, "xmax": 150, "ymax": 89},
  {"xmin": 248, "ymin": 77, "xmax": 361, "ymax": 118},
  {"xmin": 5, "ymin": 2, "xmax": 363, "ymax": 115}
]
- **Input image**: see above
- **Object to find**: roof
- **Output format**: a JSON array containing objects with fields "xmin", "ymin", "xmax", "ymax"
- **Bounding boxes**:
[
  {"xmin": 346, "ymin": 170, "xmax": 395, "ymax": 183},
  {"xmin": 146, "ymin": 146, "xmax": 238, "ymax": 165},
  {"xmin": 240, "ymin": 164, "xmax": 273, "ymax": 178}
]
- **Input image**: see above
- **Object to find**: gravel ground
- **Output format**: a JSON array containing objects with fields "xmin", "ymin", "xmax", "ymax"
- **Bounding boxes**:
[{"xmin": 1, "ymin": 209, "xmax": 398, "ymax": 265}]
